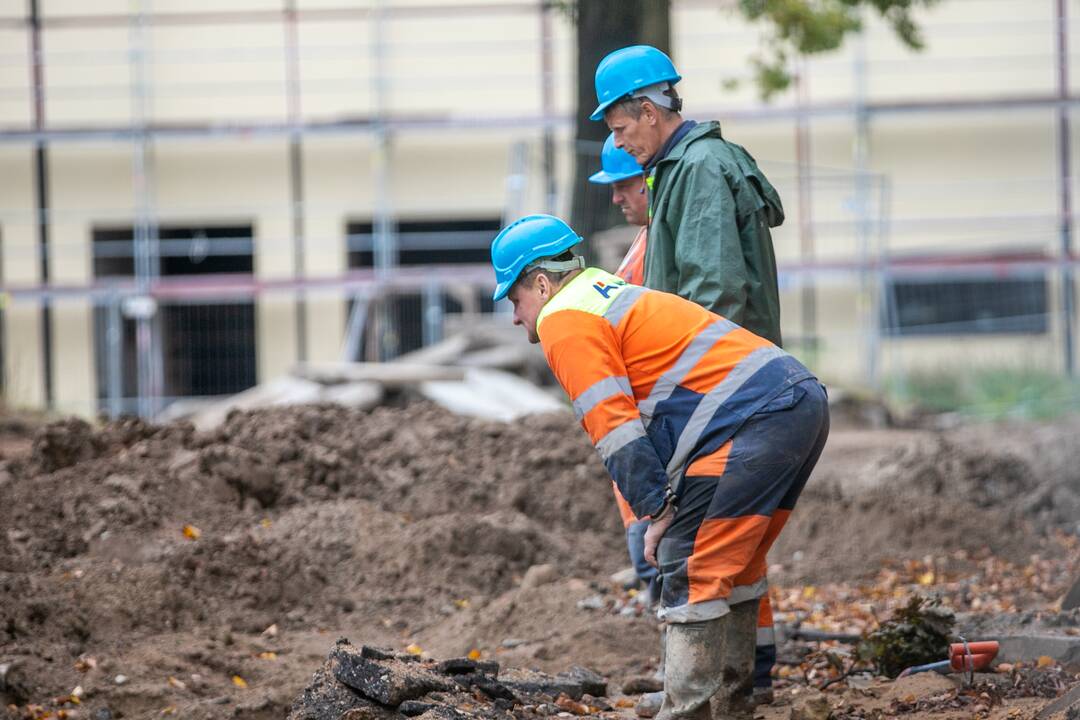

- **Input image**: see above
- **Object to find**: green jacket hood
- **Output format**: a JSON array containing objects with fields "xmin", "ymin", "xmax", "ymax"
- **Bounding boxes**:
[{"xmin": 659, "ymin": 120, "xmax": 784, "ymax": 228}]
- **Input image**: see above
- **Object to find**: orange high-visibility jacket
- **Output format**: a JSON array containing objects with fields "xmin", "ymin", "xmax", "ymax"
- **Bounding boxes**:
[
  {"xmin": 614, "ymin": 226, "xmax": 647, "ymax": 286},
  {"xmin": 536, "ymin": 268, "xmax": 814, "ymax": 519}
]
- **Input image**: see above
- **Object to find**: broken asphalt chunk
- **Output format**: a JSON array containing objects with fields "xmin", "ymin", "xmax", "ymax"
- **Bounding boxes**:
[
  {"xmin": 436, "ymin": 658, "xmax": 501, "ymax": 676},
  {"xmin": 496, "ymin": 668, "xmax": 586, "ymax": 701},
  {"xmin": 331, "ymin": 643, "xmax": 456, "ymax": 706},
  {"xmin": 558, "ymin": 666, "xmax": 607, "ymax": 698}
]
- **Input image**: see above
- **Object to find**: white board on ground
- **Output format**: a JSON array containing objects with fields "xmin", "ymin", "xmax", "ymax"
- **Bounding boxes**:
[{"xmin": 420, "ymin": 369, "xmax": 566, "ymax": 422}]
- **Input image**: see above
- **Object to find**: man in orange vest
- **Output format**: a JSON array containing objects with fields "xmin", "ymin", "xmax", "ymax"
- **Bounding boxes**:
[
  {"xmin": 491, "ymin": 215, "xmax": 829, "ymax": 720},
  {"xmin": 590, "ymin": 138, "xmax": 780, "ymax": 709}
]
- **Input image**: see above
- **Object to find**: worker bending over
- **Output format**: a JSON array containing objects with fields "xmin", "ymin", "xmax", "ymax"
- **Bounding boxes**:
[{"xmin": 490, "ymin": 215, "xmax": 829, "ymax": 720}]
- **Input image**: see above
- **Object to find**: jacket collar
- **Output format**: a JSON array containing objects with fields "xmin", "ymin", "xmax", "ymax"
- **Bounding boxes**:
[
  {"xmin": 644, "ymin": 120, "xmax": 697, "ymax": 172},
  {"xmin": 650, "ymin": 120, "xmax": 721, "ymax": 170}
]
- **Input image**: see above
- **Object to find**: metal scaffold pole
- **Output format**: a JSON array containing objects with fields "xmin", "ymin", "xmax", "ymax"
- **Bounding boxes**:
[
  {"xmin": 853, "ymin": 20, "xmax": 880, "ymax": 392},
  {"xmin": 284, "ymin": 0, "xmax": 307, "ymax": 363},
  {"xmin": 370, "ymin": 0, "xmax": 398, "ymax": 360},
  {"xmin": 131, "ymin": 0, "xmax": 163, "ymax": 419},
  {"xmin": 1056, "ymin": 0, "xmax": 1075, "ymax": 377},
  {"xmin": 539, "ymin": 0, "xmax": 556, "ymax": 215},
  {"xmin": 28, "ymin": 0, "xmax": 53, "ymax": 409},
  {"xmin": 794, "ymin": 60, "xmax": 817, "ymax": 356}
]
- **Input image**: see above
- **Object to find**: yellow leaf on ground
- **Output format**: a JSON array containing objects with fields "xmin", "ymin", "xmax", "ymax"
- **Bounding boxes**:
[
  {"xmin": 160, "ymin": 706, "xmax": 177, "ymax": 716},
  {"xmin": 258, "ymin": 652, "xmax": 277, "ymax": 660},
  {"xmin": 917, "ymin": 571, "xmax": 935, "ymax": 585},
  {"xmin": 405, "ymin": 643, "xmax": 423, "ymax": 655},
  {"xmin": 1037, "ymin": 656, "xmax": 1054, "ymax": 668},
  {"xmin": 453, "ymin": 598, "xmax": 470, "ymax": 609},
  {"xmin": 232, "ymin": 675, "xmax": 248, "ymax": 688},
  {"xmin": 182, "ymin": 524, "xmax": 201, "ymax": 540},
  {"xmin": 467, "ymin": 649, "xmax": 482, "ymax": 661},
  {"xmin": 802, "ymin": 586, "xmax": 816, "ymax": 599},
  {"xmin": 260, "ymin": 518, "xmax": 272, "ymax": 528}
]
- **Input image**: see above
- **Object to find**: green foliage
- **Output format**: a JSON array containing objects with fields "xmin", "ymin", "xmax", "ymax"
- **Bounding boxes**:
[
  {"xmin": 860, "ymin": 596, "xmax": 954, "ymax": 678},
  {"xmin": 736, "ymin": 0, "xmax": 938, "ymax": 99},
  {"xmin": 889, "ymin": 366, "xmax": 1080, "ymax": 421},
  {"xmin": 561, "ymin": 0, "xmax": 939, "ymax": 100}
]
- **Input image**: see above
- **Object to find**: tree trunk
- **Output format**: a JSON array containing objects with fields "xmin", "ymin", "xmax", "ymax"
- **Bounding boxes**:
[{"xmin": 569, "ymin": 1, "xmax": 671, "ymax": 259}]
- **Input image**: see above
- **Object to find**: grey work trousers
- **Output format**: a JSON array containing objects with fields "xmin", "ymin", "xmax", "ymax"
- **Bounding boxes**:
[{"xmin": 656, "ymin": 598, "xmax": 758, "ymax": 720}]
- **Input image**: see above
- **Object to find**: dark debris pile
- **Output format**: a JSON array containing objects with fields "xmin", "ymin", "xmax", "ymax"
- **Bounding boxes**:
[{"xmin": 288, "ymin": 640, "xmax": 621, "ymax": 720}]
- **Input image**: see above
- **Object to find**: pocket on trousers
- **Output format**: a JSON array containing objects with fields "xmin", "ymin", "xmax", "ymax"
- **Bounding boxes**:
[{"xmin": 754, "ymin": 382, "xmax": 806, "ymax": 415}]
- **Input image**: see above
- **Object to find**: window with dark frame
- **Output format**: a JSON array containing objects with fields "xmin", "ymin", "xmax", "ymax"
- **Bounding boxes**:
[
  {"xmin": 883, "ymin": 275, "xmax": 1048, "ymax": 336},
  {"xmin": 91, "ymin": 225, "xmax": 258, "ymax": 407},
  {"xmin": 345, "ymin": 217, "xmax": 500, "ymax": 357}
]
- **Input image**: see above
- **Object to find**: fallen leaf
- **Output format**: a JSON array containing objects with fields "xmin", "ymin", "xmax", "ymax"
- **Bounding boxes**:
[
  {"xmin": 453, "ymin": 598, "xmax": 470, "ymax": 610},
  {"xmin": 1036, "ymin": 655, "xmax": 1054, "ymax": 668},
  {"xmin": 182, "ymin": 524, "xmax": 201, "ymax": 540},
  {"xmin": 232, "ymin": 675, "xmax": 248, "ymax": 688},
  {"xmin": 555, "ymin": 693, "xmax": 590, "ymax": 715},
  {"xmin": 467, "ymin": 649, "xmax": 481, "ymax": 661},
  {"xmin": 405, "ymin": 644, "xmax": 423, "ymax": 656},
  {"xmin": 167, "ymin": 676, "xmax": 187, "ymax": 690},
  {"xmin": 258, "ymin": 652, "xmax": 277, "ymax": 660},
  {"xmin": 917, "ymin": 571, "xmax": 935, "ymax": 586},
  {"xmin": 615, "ymin": 698, "xmax": 636, "ymax": 708},
  {"xmin": 260, "ymin": 518, "xmax": 272, "ymax": 528},
  {"xmin": 161, "ymin": 706, "xmax": 177, "ymax": 716},
  {"xmin": 74, "ymin": 657, "xmax": 97, "ymax": 673}
]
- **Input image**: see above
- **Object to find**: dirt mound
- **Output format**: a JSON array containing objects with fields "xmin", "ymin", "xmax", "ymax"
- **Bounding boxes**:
[
  {"xmin": 2, "ymin": 402, "xmax": 1077, "ymax": 718},
  {"xmin": 0, "ymin": 402, "xmax": 626, "ymax": 716},
  {"xmin": 771, "ymin": 429, "xmax": 1070, "ymax": 583}
]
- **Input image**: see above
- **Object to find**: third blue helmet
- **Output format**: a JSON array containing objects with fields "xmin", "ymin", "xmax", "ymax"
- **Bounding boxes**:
[{"xmin": 588, "ymin": 133, "xmax": 644, "ymax": 185}]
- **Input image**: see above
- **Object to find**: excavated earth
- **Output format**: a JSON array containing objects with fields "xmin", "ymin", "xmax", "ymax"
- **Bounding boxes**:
[{"xmin": 0, "ymin": 402, "xmax": 1078, "ymax": 719}]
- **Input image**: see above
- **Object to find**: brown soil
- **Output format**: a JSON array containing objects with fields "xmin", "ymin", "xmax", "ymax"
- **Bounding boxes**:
[{"xmin": 0, "ymin": 403, "xmax": 1077, "ymax": 719}]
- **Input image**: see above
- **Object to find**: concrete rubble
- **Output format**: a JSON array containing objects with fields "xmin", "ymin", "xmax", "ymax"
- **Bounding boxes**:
[{"xmin": 165, "ymin": 328, "xmax": 564, "ymax": 428}]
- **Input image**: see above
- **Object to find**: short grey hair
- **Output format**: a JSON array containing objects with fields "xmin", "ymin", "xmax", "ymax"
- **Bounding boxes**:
[{"xmin": 607, "ymin": 84, "xmax": 682, "ymax": 121}]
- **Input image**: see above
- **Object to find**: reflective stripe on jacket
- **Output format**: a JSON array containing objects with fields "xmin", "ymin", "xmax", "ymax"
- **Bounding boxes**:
[{"xmin": 536, "ymin": 267, "xmax": 813, "ymax": 519}]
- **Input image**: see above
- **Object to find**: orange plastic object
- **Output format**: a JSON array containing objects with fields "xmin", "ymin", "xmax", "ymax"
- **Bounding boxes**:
[
  {"xmin": 949, "ymin": 641, "xmax": 1000, "ymax": 658},
  {"xmin": 950, "ymin": 652, "xmax": 996, "ymax": 672}
]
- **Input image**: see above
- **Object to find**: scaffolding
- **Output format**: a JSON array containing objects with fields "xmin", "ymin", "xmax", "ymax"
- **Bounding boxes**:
[{"xmin": 1, "ymin": 0, "xmax": 1078, "ymax": 418}]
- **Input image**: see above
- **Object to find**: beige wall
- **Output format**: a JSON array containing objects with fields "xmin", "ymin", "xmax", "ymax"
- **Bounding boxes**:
[{"xmin": 1, "ymin": 0, "xmax": 1076, "ymax": 413}]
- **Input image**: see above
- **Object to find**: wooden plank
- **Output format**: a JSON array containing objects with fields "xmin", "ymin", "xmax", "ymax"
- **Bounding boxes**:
[{"xmin": 292, "ymin": 361, "xmax": 466, "ymax": 386}]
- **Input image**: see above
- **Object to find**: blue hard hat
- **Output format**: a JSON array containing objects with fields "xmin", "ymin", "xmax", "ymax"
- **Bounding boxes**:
[
  {"xmin": 590, "ymin": 45, "xmax": 681, "ymax": 121},
  {"xmin": 589, "ymin": 133, "xmax": 644, "ymax": 185},
  {"xmin": 490, "ymin": 214, "xmax": 582, "ymax": 301}
]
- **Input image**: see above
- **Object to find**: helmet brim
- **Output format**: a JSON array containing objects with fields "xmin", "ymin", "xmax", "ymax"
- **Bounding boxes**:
[
  {"xmin": 589, "ymin": 99, "xmax": 616, "ymax": 122},
  {"xmin": 492, "ymin": 279, "xmax": 513, "ymax": 302},
  {"xmin": 589, "ymin": 167, "xmax": 644, "ymax": 184}
]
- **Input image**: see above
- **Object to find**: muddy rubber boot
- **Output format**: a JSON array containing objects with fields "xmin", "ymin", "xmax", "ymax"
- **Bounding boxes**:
[
  {"xmin": 655, "ymin": 614, "xmax": 730, "ymax": 720},
  {"xmin": 653, "ymin": 624, "xmax": 667, "ymax": 683},
  {"xmin": 709, "ymin": 599, "xmax": 758, "ymax": 720}
]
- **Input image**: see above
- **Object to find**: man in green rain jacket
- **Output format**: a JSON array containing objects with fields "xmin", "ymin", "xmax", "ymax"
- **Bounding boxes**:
[{"xmin": 595, "ymin": 47, "xmax": 786, "ymax": 347}]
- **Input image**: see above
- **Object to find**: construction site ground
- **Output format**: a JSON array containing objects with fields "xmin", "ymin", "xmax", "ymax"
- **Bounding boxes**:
[{"xmin": 0, "ymin": 401, "xmax": 1077, "ymax": 720}]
